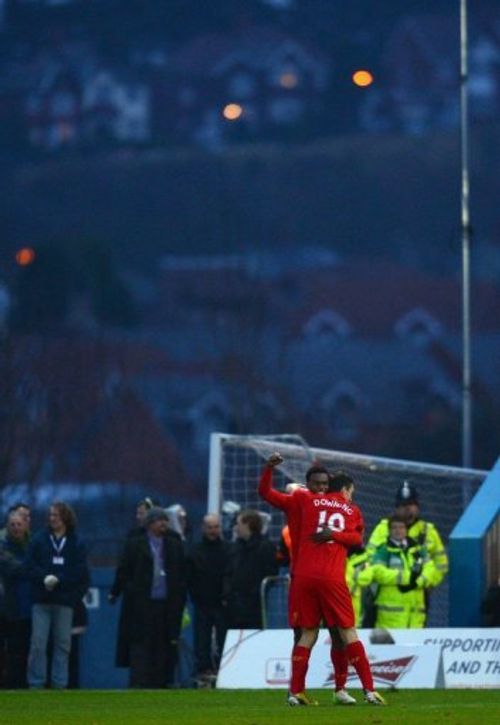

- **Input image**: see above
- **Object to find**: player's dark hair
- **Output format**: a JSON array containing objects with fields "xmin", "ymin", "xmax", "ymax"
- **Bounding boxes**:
[
  {"xmin": 305, "ymin": 465, "xmax": 329, "ymax": 481},
  {"xmin": 329, "ymin": 470, "xmax": 355, "ymax": 492}
]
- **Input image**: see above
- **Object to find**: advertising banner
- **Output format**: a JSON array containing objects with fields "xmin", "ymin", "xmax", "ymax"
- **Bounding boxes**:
[
  {"xmin": 381, "ymin": 628, "xmax": 500, "ymax": 688},
  {"xmin": 218, "ymin": 628, "xmax": 500, "ymax": 689},
  {"xmin": 217, "ymin": 629, "xmax": 443, "ymax": 689}
]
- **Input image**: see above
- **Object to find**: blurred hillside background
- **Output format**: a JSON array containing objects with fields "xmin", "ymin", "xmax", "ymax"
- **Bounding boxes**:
[{"xmin": 0, "ymin": 0, "xmax": 499, "ymax": 553}]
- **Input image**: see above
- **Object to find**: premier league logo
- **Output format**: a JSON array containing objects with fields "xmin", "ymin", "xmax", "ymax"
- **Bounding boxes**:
[{"xmin": 266, "ymin": 659, "xmax": 290, "ymax": 685}]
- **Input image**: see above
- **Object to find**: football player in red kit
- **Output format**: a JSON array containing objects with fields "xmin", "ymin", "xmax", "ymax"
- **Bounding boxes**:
[{"xmin": 258, "ymin": 452, "xmax": 385, "ymax": 706}]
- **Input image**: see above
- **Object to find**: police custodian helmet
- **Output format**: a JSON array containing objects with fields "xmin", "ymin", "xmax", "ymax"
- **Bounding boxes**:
[{"xmin": 395, "ymin": 480, "xmax": 419, "ymax": 506}]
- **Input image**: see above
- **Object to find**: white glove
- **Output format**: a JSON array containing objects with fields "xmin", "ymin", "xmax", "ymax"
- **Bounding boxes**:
[{"xmin": 44, "ymin": 574, "xmax": 59, "ymax": 591}]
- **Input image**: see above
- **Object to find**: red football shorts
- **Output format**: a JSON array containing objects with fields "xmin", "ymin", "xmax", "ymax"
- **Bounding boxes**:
[{"xmin": 288, "ymin": 575, "xmax": 355, "ymax": 629}]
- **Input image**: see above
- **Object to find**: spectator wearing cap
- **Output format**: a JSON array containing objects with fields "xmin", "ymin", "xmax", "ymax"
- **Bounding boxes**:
[
  {"xmin": 115, "ymin": 507, "xmax": 187, "ymax": 688},
  {"xmin": 366, "ymin": 481, "xmax": 448, "ymax": 624}
]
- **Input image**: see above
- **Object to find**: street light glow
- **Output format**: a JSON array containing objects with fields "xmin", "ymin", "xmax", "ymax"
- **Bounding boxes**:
[
  {"xmin": 352, "ymin": 70, "xmax": 374, "ymax": 87},
  {"xmin": 222, "ymin": 103, "xmax": 243, "ymax": 121},
  {"xmin": 15, "ymin": 247, "xmax": 36, "ymax": 266},
  {"xmin": 280, "ymin": 72, "xmax": 298, "ymax": 89}
]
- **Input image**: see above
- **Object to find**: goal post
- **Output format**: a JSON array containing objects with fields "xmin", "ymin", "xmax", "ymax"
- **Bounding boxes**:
[
  {"xmin": 208, "ymin": 432, "xmax": 488, "ymax": 626},
  {"xmin": 208, "ymin": 432, "xmax": 315, "ymax": 514}
]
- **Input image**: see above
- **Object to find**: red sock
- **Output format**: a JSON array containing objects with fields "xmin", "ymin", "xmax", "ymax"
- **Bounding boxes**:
[
  {"xmin": 331, "ymin": 647, "xmax": 348, "ymax": 691},
  {"xmin": 345, "ymin": 640, "xmax": 374, "ymax": 691},
  {"xmin": 290, "ymin": 645, "xmax": 311, "ymax": 694}
]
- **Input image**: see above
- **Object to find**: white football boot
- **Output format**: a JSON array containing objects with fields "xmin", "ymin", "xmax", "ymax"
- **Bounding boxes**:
[{"xmin": 334, "ymin": 688, "xmax": 357, "ymax": 705}]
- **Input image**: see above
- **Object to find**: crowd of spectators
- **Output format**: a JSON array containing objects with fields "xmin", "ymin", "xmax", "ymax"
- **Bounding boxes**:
[
  {"xmin": 0, "ymin": 477, "xmax": 453, "ymax": 690},
  {"xmin": 0, "ymin": 501, "xmax": 89, "ymax": 689}
]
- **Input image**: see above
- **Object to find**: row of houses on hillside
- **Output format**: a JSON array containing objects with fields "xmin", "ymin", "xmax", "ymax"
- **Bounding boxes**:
[
  {"xmin": 2, "ymin": 250, "xmax": 499, "ymax": 513},
  {"xmin": 361, "ymin": 13, "xmax": 500, "ymax": 134},
  {"xmin": 1, "ymin": 12, "xmax": 500, "ymax": 152},
  {"xmin": 133, "ymin": 251, "xmax": 500, "ymax": 468},
  {"xmin": 1, "ymin": 26, "xmax": 330, "ymax": 151}
]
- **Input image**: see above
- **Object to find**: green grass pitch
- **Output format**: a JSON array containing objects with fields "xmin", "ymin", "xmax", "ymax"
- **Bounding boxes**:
[{"xmin": 0, "ymin": 689, "xmax": 499, "ymax": 724}]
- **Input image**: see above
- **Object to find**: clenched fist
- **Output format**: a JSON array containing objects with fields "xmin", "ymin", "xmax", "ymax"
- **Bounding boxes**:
[{"xmin": 267, "ymin": 451, "xmax": 283, "ymax": 468}]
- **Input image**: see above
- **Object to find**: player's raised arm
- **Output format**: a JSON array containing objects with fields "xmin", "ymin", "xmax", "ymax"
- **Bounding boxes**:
[{"xmin": 257, "ymin": 452, "xmax": 294, "ymax": 511}]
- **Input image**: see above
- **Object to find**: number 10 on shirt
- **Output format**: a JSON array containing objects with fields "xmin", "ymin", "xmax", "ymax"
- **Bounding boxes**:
[{"xmin": 316, "ymin": 511, "xmax": 346, "ymax": 535}]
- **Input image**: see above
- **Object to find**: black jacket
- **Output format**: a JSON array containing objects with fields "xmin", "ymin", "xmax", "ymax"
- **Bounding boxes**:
[
  {"xmin": 186, "ymin": 537, "xmax": 233, "ymax": 607},
  {"xmin": 111, "ymin": 526, "xmax": 184, "ymax": 599},
  {"xmin": 115, "ymin": 529, "xmax": 186, "ymax": 667},
  {"xmin": 26, "ymin": 528, "xmax": 90, "ymax": 608},
  {"xmin": 226, "ymin": 534, "xmax": 278, "ymax": 628}
]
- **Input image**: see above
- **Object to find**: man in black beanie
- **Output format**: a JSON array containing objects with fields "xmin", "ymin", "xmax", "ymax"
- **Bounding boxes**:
[{"xmin": 115, "ymin": 507, "xmax": 186, "ymax": 688}]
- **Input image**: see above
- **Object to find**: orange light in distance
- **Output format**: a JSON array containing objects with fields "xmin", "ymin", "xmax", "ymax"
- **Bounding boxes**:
[
  {"xmin": 280, "ymin": 72, "xmax": 298, "ymax": 89},
  {"xmin": 352, "ymin": 70, "xmax": 374, "ymax": 87},
  {"xmin": 222, "ymin": 103, "xmax": 243, "ymax": 121},
  {"xmin": 15, "ymin": 247, "xmax": 36, "ymax": 266}
]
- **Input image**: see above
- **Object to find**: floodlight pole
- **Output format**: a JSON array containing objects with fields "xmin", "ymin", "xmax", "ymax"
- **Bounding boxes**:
[{"xmin": 460, "ymin": 0, "xmax": 472, "ymax": 470}]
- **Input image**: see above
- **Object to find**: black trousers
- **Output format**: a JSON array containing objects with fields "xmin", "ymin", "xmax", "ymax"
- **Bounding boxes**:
[
  {"xmin": 193, "ymin": 604, "xmax": 227, "ymax": 673},
  {"xmin": 0, "ymin": 617, "xmax": 7, "ymax": 688},
  {"xmin": 5, "ymin": 618, "xmax": 31, "ymax": 689},
  {"xmin": 227, "ymin": 597, "xmax": 262, "ymax": 630},
  {"xmin": 129, "ymin": 600, "xmax": 177, "ymax": 689}
]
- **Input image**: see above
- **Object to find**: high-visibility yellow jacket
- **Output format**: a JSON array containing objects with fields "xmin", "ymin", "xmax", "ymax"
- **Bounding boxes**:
[
  {"xmin": 366, "ymin": 517, "xmax": 448, "ymax": 586},
  {"xmin": 369, "ymin": 538, "xmax": 437, "ymax": 628},
  {"xmin": 345, "ymin": 551, "xmax": 373, "ymax": 627}
]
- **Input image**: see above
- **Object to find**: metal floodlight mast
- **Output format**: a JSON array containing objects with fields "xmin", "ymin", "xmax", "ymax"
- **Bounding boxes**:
[{"xmin": 460, "ymin": 0, "xmax": 472, "ymax": 469}]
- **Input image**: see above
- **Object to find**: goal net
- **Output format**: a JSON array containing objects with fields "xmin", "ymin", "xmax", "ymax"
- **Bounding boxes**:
[{"xmin": 208, "ymin": 432, "xmax": 488, "ymax": 627}]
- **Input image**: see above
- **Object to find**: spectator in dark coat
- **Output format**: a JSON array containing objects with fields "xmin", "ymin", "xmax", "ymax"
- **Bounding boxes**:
[
  {"xmin": 108, "ymin": 497, "xmax": 159, "ymax": 604},
  {"xmin": 226, "ymin": 510, "xmax": 279, "ymax": 629},
  {"xmin": 115, "ymin": 507, "xmax": 187, "ymax": 688},
  {"xmin": 0, "ymin": 503, "xmax": 31, "ymax": 686},
  {"xmin": 109, "ymin": 497, "xmax": 160, "ymax": 671},
  {"xmin": 187, "ymin": 514, "xmax": 232, "ymax": 682},
  {"xmin": 26, "ymin": 502, "xmax": 89, "ymax": 689},
  {"xmin": 0, "ymin": 510, "xmax": 32, "ymax": 688}
]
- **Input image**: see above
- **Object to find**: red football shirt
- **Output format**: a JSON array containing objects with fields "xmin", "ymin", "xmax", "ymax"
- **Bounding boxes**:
[
  {"xmin": 258, "ymin": 466, "xmax": 364, "ymax": 579},
  {"xmin": 292, "ymin": 491, "xmax": 364, "ymax": 580}
]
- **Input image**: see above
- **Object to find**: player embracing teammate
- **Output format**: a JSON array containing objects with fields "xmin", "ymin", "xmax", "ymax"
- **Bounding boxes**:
[{"xmin": 258, "ymin": 452, "xmax": 385, "ymax": 706}]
